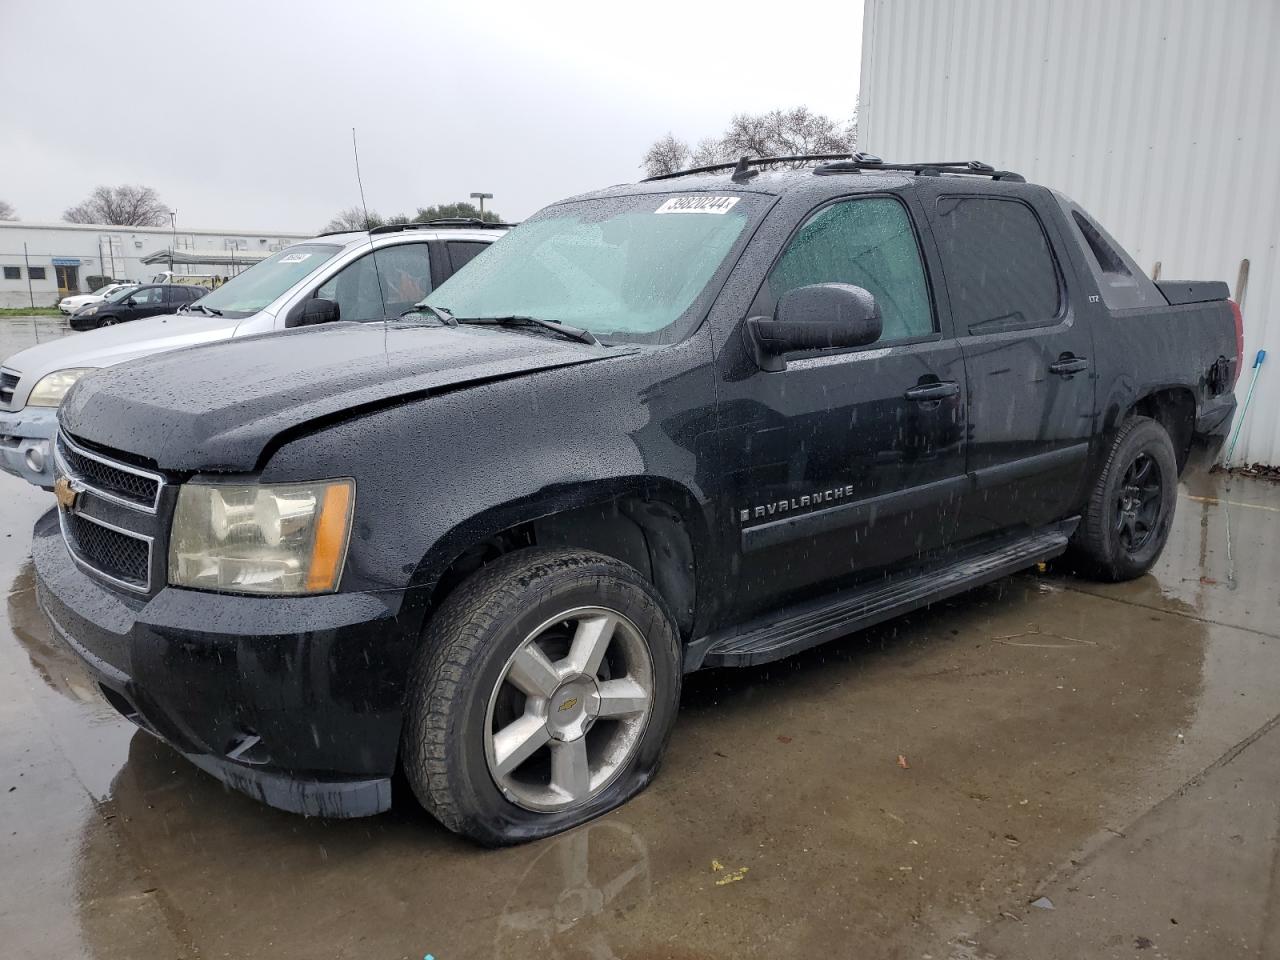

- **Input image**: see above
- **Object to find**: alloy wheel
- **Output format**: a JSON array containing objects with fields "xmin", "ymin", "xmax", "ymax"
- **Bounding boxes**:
[
  {"xmin": 484, "ymin": 606, "xmax": 654, "ymax": 812},
  {"xmin": 1115, "ymin": 452, "xmax": 1163, "ymax": 552}
]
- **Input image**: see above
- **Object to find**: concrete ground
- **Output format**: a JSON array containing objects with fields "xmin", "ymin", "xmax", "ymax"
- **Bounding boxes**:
[{"xmin": 2, "ymin": 318, "xmax": 1279, "ymax": 959}]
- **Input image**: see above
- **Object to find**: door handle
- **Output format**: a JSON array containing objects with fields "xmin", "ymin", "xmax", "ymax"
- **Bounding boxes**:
[
  {"xmin": 904, "ymin": 380, "xmax": 960, "ymax": 402},
  {"xmin": 1049, "ymin": 356, "xmax": 1089, "ymax": 376}
]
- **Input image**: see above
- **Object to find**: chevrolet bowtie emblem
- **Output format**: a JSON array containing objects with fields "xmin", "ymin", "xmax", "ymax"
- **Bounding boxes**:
[
  {"xmin": 557, "ymin": 697, "xmax": 579, "ymax": 713},
  {"xmin": 53, "ymin": 476, "xmax": 79, "ymax": 511}
]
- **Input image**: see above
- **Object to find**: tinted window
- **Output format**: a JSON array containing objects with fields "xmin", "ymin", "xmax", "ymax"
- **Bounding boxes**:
[
  {"xmin": 3, "ymin": 266, "xmax": 19, "ymax": 280},
  {"xmin": 933, "ymin": 196, "xmax": 1060, "ymax": 333},
  {"xmin": 28, "ymin": 267, "xmax": 46, "ymax": 280},
  {"xmin": 1061, "ymin": 201, "xmax": 1165, "ymax": 310},
  {"xmin": 447, "ymin": 241, "xmax": 488, "ymax": 273},
  {"xmin": 768, "ymin": 197, "xmax": 934, "ymax": 344}
]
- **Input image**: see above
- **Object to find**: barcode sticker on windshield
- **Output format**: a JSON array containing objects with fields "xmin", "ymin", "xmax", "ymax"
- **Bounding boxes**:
[
  {"xmin": 655, "ymin": 196, "xmax": 741, "ymax": 215},
  {"xmin": 279, "ymin": 253, "xmax": 312, "ymax": 264}
]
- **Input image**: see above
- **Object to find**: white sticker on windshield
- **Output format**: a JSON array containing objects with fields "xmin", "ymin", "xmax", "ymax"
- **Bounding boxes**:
[
  {"xmin": 279, "ymin": 253, "xmax": 312, "ymax": 264},
  {"xmin": 655, "ymin": 196, "xmax": 741, "ymax": 215}
]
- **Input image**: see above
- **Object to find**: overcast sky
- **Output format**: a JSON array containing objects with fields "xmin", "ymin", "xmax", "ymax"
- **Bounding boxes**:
[{"xmin": 0, "ymin": 1, "xmax": 861, "ymax": 233}]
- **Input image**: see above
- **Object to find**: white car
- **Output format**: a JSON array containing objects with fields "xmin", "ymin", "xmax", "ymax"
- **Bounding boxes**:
[
  {"xmin": 1, "ymin": 221, "xmax": 505, "ymax": 488},
  {"xmin": 58, "ymin": 282, "xmax": 138, "ymax": 315}
]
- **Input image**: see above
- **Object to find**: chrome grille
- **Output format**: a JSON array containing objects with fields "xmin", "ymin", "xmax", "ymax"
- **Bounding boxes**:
[
  {"xmin": 56, "ymin": 432, "xmax": 163, "ymax": 512},
  {"xmin": 0, "ymin": 369, "xmax": 18, "ymax": 407},
  {"xmin": 54, "ymin": 431, "xmax": 165, "ymax": 594},
  {"xmin": 59, "ymin": 510, "xmax": 152, "ymax": 592}
]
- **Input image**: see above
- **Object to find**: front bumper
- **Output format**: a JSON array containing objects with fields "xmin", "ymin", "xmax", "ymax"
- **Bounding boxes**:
[
  {"xmin": 32, "ymin": 508, "xmax": 422, "ymax": 818},
  {"xmin": 0, "ymin": 405, "xmax": 57, "ymax": 488}
]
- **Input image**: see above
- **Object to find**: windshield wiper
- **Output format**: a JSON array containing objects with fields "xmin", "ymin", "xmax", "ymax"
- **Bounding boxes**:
[
  {"xmin": 402, "ymin": 303, "xmax": 457, "ymax": 326},
  {"xmin": 182, "ymin": 303, "xmax": 223, "ymax": 317},
  {"xmin": 454, "ymin": 315, "xmax": 600, "ymax": 346}
]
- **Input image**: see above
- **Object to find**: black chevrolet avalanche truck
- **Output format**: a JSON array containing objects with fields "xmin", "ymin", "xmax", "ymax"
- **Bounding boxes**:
[{"xmin": 35, "ymin": 156, "xmax": 1241, "ymax": 844}]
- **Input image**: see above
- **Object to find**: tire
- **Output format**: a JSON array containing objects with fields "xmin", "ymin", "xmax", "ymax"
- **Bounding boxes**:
[
  {"xmin": 98, "ymin": 316, "xmax": 118, "ymax": 327},
  {"xmin": 1072, "ymin": 416, "xmax": 1178, "ymax": 581},
  {"xmin": 401, "ymin": 547, "xmax": 682, "ymax": 846}
]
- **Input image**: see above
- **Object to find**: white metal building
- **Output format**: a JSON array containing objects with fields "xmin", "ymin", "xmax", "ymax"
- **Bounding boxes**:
[
  {"xmin": 0, "ymin": 221, "xmax": 310, "ymax": 309},
  {"xmin": 859, "ymin": 0, "xmax": 1280, "ymax": 466}
]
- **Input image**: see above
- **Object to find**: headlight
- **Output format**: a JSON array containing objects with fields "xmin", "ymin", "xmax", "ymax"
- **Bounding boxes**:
[
  {"xmin": 27, "ymin": 367, "xmax": 99, "ymax": 407},
  {"xmin": 82, "ymin": 306, "xmax": 99, "ymax": 316},
  {"xmin": 168, "ymin": 480, "xmax": 354, "ymax": 595}
]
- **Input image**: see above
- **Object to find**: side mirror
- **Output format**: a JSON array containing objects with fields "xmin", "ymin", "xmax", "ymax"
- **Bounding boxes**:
[
  {"xmin": 298, "ymin": 297, "xmax": 340, "ymax": 326},
  {"xmin": 123, "ymin": 297, "xmax": 137, "ymax": 306},
  {"xmin": 747, "ymin": 283, "xmax": 883, "ymax": 372}
]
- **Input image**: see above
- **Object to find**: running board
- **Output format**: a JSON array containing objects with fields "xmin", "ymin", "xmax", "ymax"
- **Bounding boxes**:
[{"xmin": 686, "ymin": 521, "xmax": 1076, "ymax": 671}]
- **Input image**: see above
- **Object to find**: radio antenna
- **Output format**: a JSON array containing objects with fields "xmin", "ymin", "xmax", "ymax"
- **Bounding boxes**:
[
  {"xmin": 350, "ymin": 126, "xmax": 388, "ymax": 325},
  {"xmin": 352, "ymin": 127, "xmax": 372, "ymax": 230}
]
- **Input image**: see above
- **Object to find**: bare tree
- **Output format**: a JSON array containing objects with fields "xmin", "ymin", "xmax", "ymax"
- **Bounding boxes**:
[
  {"xmin": 63, "ymin": 185, "xmax": 170, "ymax": 226},
  {"xmin": 691, "ymin": 136, "xmax": 727, "ymax": 167},
  {"xmin": 641, "ymin": 134, "xmax": 691, "ymax": 178},
  {"xmin": 322, "ymin": 206, "xmax": 385, "ymax": 232},
  {"xmin": 0, "ymin": 200, "xmax": 15, "ymax": 220},
  {"xmin": 642, "ymin": 106, "xmax": 856, "ymax": 175},
  {"xmin": 724, "ymin": 107, "xmax": 849, "ymax": 157}
]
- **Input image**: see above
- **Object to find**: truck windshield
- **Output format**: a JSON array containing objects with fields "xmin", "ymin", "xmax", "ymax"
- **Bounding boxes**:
[
  {"xmin": 190, "ymin": 243, "xmax": 343, "ymax": 317},
  {"xmin": 420, "ymin": 193, "xmax": 761, "ymax": 343}
]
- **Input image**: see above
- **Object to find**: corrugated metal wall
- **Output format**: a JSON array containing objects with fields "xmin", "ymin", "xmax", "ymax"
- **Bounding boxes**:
[{"xmin": 860, "ymin": 0, "xmax": 1280, "ymax": 466}]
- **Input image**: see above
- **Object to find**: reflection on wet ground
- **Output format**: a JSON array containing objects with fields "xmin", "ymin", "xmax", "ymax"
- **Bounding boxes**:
[
  {"xmin": 1, "ymin": 422, "xmax": 1278, "ymax": 956},
  {"xmin": 0, "ymin": 315, "xmax": 73, "ymax": 355}
]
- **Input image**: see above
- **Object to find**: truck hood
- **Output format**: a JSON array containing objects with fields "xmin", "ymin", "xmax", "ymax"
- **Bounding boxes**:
[
  {"xmin": 60, "ymin": 321, "xmax": 631, "ymax": 472},
  {"xmin": 4, "ymin": 312, "xmax": 239, "ymax": 402}
]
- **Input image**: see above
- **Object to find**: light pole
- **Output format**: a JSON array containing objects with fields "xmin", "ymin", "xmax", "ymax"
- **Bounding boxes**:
[
  {"xmin": 470, "ymin": 192, "xmax": 493, "ymax": 219},
  {"xmin": 169, "ymin": 209, "xmax": 178, "ymax": 275}
]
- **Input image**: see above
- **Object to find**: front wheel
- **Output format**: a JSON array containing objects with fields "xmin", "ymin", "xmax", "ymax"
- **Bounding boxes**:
[
  {"xmin": 402, "ymin": 548, "xmax": 682, "ymax": 846},
  {"xmin": 1072, "ymin": 416, "xmax": 1178, "ymax": 581}
]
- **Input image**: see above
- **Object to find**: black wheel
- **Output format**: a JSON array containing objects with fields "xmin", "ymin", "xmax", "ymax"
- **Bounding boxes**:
[
  {"xmin": 401, "ymin": 548, "xmax": 682, "ymax": 846},
  {"xmin": 1072, "ymin": 416, "xmax": 1178, "ymax": 581},
  {"xmin": 98, "ymin": 316, "xmax": 118, "ymax": 327}
]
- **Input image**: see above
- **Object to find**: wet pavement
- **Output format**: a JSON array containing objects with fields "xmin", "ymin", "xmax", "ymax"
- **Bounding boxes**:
[
  {"xmin": 3, "ymin": 321, "xmax": 1280, "ymax": 959},
  {"xmin": 0, "ymin": 315, "xmax": 73, "ymax": 352}
]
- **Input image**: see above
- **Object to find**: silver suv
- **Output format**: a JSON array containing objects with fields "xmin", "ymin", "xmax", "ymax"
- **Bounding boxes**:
[{"xmin": 0, "ymin": 220, "xmax": 506, "ymax": 488}]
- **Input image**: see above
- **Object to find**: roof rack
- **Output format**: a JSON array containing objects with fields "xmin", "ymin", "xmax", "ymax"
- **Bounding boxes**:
[
  {"xmin": 642, "ymin": 153, "xmax": 1025, "ymax": 183},
  {"xmin": 367, "ymin": 218, "xmax": 513, "ymax": 235}
]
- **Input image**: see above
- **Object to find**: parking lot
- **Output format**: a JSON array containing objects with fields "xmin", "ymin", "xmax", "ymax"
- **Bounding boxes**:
[{"xmin": 1, "ymin": 317, "xmax": 1278, "ymax": 959}]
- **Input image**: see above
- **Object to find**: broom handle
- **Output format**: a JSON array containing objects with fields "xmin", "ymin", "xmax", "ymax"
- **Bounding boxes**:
[{"xmin": 1223, "ymin": 349, "xmax": 1267, "ymax": 467}]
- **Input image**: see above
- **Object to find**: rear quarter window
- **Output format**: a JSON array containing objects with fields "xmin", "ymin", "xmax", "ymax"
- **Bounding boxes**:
[
  {"xmin": 447, "ymin": 241, "xmax": 489, "ymax": 274},
  {"xmin": 1059, "ymin": 198, "xmax": 1165, "ymax": 310}
]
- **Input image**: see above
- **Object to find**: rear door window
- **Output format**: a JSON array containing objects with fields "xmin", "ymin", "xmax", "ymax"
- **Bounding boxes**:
[{"xmin": 932, "ymin": 196, "xmax": 1062, "ymax": 333}]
